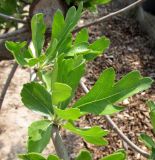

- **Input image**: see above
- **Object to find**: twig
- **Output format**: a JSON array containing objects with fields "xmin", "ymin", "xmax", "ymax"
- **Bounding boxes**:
[
  {"xmin": 0, "ymin": 13, "xmax": 27, "ymax": 24},
  {"xmin": 0, "ymin": 63, "xmax": 18, "ymax": 110},
  {"xmin": 73, "ymin": 0, "xmax": 144, "ymax": 33},
  {"xmin": 80, "ymin": 80, "xmax": 150, "ymax": 158},
  {"xmin": 0, "ymin": 27, "xmax": 28, "ymax": 39},
  {"xmin": 51, "ymin": 124, "xmax": 70, "ymax": 160}
]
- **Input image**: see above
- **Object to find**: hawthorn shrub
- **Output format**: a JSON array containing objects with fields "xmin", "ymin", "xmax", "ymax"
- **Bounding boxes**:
[{"xmin": 5, "ymin": 2, "xmax": 155, "ymax": 160}]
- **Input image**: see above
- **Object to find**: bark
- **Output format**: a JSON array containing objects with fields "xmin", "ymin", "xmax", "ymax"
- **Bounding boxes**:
[{"xmin": 0, "ymin": 0, "xmax": 67, "ymax": 60}]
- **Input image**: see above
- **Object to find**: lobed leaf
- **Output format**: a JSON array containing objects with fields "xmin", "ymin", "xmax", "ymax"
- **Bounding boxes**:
[
  {"xmin": 73, "ymin": 68, "xmax": 153, "ymax": 115},
  {"xmin": 63, "ymin": 122, "xmax": 108, "ymax": 146},
  {"xmin": 28, "ymin": 120, "xmax": 52, "ymax": 153},
  {"xmin": 101, "ymin": 150, "xmax": 126, "ymax": 160}
]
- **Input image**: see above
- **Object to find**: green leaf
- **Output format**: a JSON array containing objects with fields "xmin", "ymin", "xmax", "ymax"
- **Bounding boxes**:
[
  {"xmin": 150, "ymin": 148, "xmax": 155, "ymax": 160},
  {"xmin": 28, "ymin": 120, "xmax": 52, "ymax": 153},
  {"xmin": 48, "ymin": 3, "xmax": 83, "ymax": 60},
  {"xmin": 63, "ymin": 122, "xmax": 108, "ymax": 146},
  {"xmin": 56, "ymin": 55, "xmax": 85, "ymax": 109},
  {"xmin": 147, "ymin": 101, "xmax": 155, "ymax": 133},
  {"xmin": 54, "ymin": 107, "xmax": 82, "ymax": 120},
  {"xmin": 52, "ymin": 10, "xmax": 65, "ymax": 40},
  {"xmin": 21, "ymin": 82, "xmax": 53, "ymax": 115},
  {"xmin": 74, "ymin": 28, "xmax": 89, "ymax": 45},
  {"xmin": 31, "ymin": 13, "xmax": 46, "ymax": 57},
  {"xmin": 46, "ymin": 39, "xmax": 58, "ymax": 62},
  {"xmin": 18, "ymin": 153, "xmax": 46, "ymax": 160},
  {"xmin": 52, "ymin": 82, "xmax": 72, "ymax": 105},
  {"xmin": 5, "ymin": 41, "xmax": 33, "ymax": 66},
  {"xmin": 101, "ymin": 150, "xmax": 126, "ymax": 160},
  {"xmin": 75, "ymin": 150, "xmax": 92, "ymax": 160},
  {"xmin": 84, "ymin": 36, "xmax": 110, "ymax": 60},
  {"xmin": 73, "ymin": 68, "xmax": 153, "ymax": 115},
  {"xmin": 92, "ymin": 0, "xmax": 111, "ymax": 5},
  {"xmin": 139, "ymin": 133, "xmax": 155, "ymax": 149},
  {"xmin": 67, "ymin": 42, "xmax": 89, "ymax": 57},
  {"xmin": 47, "ymin": 155, "xmax": 60, "ymax": 160}
]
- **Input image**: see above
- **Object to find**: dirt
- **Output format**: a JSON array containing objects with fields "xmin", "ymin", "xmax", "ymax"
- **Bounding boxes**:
[{"xmin": 1, "ymin": 3, "xmax": 155, "ymax": 160}]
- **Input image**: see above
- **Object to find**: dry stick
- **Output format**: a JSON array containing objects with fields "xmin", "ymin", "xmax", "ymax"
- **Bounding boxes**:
[
  {"xmin": 73, "ymin": 0, "xmax": 144, "ymax": 33},
  {"xmin": 0, "ymin": 63, "xmax": 18, "ymax": 110},
  {"xmin": 51, "ymin": 124, "xmax": 70, "ymax": 160},
  {"xmin": 80, "ymin": 80, "xmax": 150, "ymax": 158},
  {"xmin": 0, "ymin": 13, "xmax": 27, "ymax": 24},
  {"xmin": 0, "ymin": 27, "xmax": 28, "ymax": 39}
]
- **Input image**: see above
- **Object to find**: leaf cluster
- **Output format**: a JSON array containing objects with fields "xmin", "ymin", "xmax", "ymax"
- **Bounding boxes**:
[{"xmin": 6, "ymin": 2, "xmax": 154, "ymax": 160}]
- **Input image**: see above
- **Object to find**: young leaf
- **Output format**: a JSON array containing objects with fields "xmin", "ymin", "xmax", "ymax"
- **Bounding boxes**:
[
  {"xmin": 75, "ymin": 150, "xmax": 92, "ymax": 160},
  {"xmin": 56, "ymin": 55, "xmax": 85, "ymax": 109},
  {"xmin": 74, "ymin": 28, "xmax": 89, "ymax": 45},
  {"xmin": 47, "ymin": 3, "xmax": 83, "ymax": 60},
  {"xmin": 28, "ymin": 120, "xmax": 52, "ymax": 153},
  {"xmin": 101, "ymin": 150, "xmax": 126, "ymax": 160},
  {"xmin": 139, "ymin": 133, "xmax": 155, "ymax": 149},
  {"xmin": 67, "ymin": 42, "xmax": 90, "ymax": 57},
  {"xmin": 21, "ymin": 82, "xmax": 53, "ymax": 115},
  {"xmin": 85, "ymin": 36, "xmax": 110, "ymax": 60},
  {"xmin": 18, "ymin": 153, "xmax": 46, "ymax": 160},
  {"xmin": 5, "ymin": 41, "xmax": 33, "ymax": 66},
  {"xmin": 31, "ymin": 13, "xmax": 46, "ymax": 57},
  {"xmin": 52, "ymin": 10, "xmax": 65, "ymax": 40},
  {"xmin": 52, "ymin": 82, "xmax": 72, "ymax": 105},
  {"xmin": 73, "ymin": 68, "xmax": 153, "ymax": 115},
  {"xmin": 47, "ymin": 155, "xmax": 60, "ymax": 160},
  {"xmin": 54, "ymin": 107, "xmax": 82, "ymax": 120},
  {"xmin": 147, "ymin": 101, "xmax": 155, "ymax": 133},
  {"xmin": 63, "ymin": 122, "xmax": 109, "ymax": 146}
]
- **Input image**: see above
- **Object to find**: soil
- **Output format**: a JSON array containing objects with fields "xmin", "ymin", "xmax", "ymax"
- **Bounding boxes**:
[{"xmin": 1, "ymin": 3, "xmax": 155, "ymax": 160}]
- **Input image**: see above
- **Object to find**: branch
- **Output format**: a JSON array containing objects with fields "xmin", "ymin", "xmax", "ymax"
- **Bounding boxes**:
[
  {"xmin": 0, "ymin": 13, "xmax": 27, "ymax": 24},
  {"xmin": 0, "ymin": 63, "xmax": 18, "ymax": 110},
  {"xmin": 51, "ymin": 124, "xmax": 70, "ymax": 160},
  {"xmin": 80, "ymin": 80, "xmax": 150, "ymax": 158},
  {"xmin": 73, "ymin": 0, "xmax": 144, "ymax": 33},
  {"xmin": 0, "ymin": 27, "xmax": 28, "ymax": 39}
]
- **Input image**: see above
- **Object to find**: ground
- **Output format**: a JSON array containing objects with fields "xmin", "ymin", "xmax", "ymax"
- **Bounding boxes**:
[{"xmin": 1, "ymin": 4, "xmax": 155, "ymax": 160}]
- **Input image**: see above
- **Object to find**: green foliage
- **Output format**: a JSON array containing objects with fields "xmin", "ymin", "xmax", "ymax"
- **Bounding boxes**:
[
  {"xmin": 0, "ymin": 0, "xmax": 29, "ymax": 30},
  {"xmin": 73, "ymin": 68, "xmax": 153, "ymax": 115},
  {"xmin": 101, "ymin": 150, "xmax": 126, "ymax": 160},
  {"xmin": 6, "ymin": 2, "xmax": 153, "ymax": 160},
  {"xmin": 63, "ymin": 122, "xmax": 109, "ymax": 145},
  {"xmin": 139, "ymin": 133, "xmax": 155, "ymax": 149},
  {"xmin": 31, "ymin": 13, "xmax": 46, "ymax": 57},
  {"xmin": 21, "ymin": 82, "xmax": 53, "ymax": 115},
  {"xmin": 147, "ymin": 101, "xmax": 155, "ymax": 133},
  {"xmin": 65, "ymin": 0, "xmax": 111, "ymax": 11},
  {"xmin": 54, "ymin": 107, "xmax": 82, "ymax": 121},
  {"xmin": 52, "ymin": 82, "xmax": 72, "ymax": 105},
  {"xmin": 18, "ymin": 153, "xmax": 46, "ymax": 160},
  {"xmin": 18, "ymin": 153, "xmax": 60, "ymax": 160},
  {"xmin": 75, "ymin": 150, "xmax": 92, "ymax": 160},
  {"xmin": 28, "ymin": 120, "xmax": 52, "ymax": 153},
  {"xmin": 139, "ymin": 101, "xmax": 155, "ymax": 160}
]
